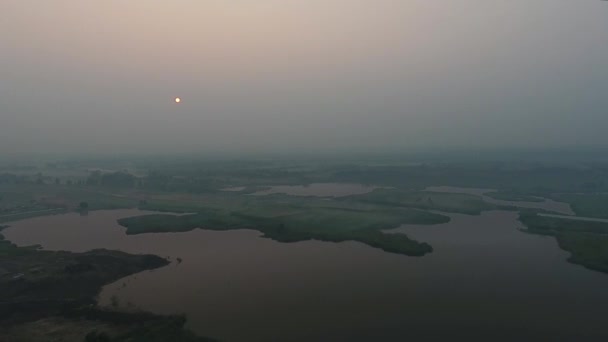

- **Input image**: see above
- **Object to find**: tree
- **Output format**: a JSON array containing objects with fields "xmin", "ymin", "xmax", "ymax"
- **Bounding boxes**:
[
  {"xmin": 100, "ymin": 172, "xmax": 136, "ymax": 188},
  {"xmin": 277, "ymin": 223, "xmax": 286, "ymax": 234},
  {"xmin": 86, "ymin": 171, "xmax": 102, "ymax": 186},
  {"xmin": 79, "ymin": 202, "xmax": 89, "ymax": 211}
]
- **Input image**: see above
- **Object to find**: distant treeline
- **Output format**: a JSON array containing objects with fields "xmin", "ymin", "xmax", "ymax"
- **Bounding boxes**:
[{"xmin": 5, "ymin": 160, "xmax": 608, "ymax": 196}]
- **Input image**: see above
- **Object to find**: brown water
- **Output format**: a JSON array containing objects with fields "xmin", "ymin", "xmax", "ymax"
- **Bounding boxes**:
[
  {"xmin": 252, "ymin": 183, "xmax": 381, "ymax": 197},
  {"xmin": 426, "ymin": 186, "xmax": 575, "ymax": 215},
  {"xmin": 4, "ymin": 210, "xmax": 608, "ymax": 341}
]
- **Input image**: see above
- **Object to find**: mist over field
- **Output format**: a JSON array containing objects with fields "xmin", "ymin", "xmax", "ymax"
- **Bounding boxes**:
[
  {"xmin": 1, "ymin": 0, "xmax": 608, "ymax": 156},
  {"xmin": 5, "ymin": 3, "xmax": 608, "ymax": 341}
]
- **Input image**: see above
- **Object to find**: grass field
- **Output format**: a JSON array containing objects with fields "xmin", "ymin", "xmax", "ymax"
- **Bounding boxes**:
[
  {"xmin": 119, "ymin": 204, "xmax": 448, "ymax": 256},
  {"xmin": 348, "ymin": 188, "xmax": 499, "ymax": 215},
  {"xmin": 550, "ymin": 193, "xmax": 608, "ymax": 219},
  {"xmin": 485, "ymin": 191, "xmax": 544, "ymax": 202},
  {"xmin": 0, "ymin": 184, "xmax": 138, "ymax": 214}
]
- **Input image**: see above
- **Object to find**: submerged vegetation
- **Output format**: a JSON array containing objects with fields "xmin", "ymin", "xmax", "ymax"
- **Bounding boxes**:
[{"xmin": 519, "ymin": 213, "xmax": 608, "ymax": 273}]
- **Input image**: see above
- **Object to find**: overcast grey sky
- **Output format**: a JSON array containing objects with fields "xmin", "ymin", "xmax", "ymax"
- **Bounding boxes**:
[{"xmin": 1, "ymin": 0, "xmax": 607, "ymax": 156}]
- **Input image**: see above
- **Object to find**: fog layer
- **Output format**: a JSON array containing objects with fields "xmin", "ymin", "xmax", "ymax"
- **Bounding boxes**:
[{"xmin": 1, "ymin": 0, "xmax": 607, "ymax": 155}]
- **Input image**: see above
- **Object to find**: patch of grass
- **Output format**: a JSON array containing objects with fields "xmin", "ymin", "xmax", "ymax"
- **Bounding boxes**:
[
  {"xmin": 519, "ymin": 213, "xmax": 608, "ymax": 273},
  {"xmin": 349, "ymin": 188, "xmax": 497, "ymax": 215},
  {"xmin": 0, "ymin": 209, "xmax": 68, "ymax": 224},
  {"xmin": 118, "ymin": 206, "xmax": 448, "ymax": 256},
  {"xmin": 550, "ymin": 194, "xmax": 608, "ymax": 219},
  {"xmin": 556, "ymin": 233, "xmax": 608, "ymax": 274},
  {"xmin": 0, "ymin": 184, "xmax": 138, "ymax": 221},
  {"xmin": 485, "ymin": 191, "xmax": 544, "ymax": 202}
]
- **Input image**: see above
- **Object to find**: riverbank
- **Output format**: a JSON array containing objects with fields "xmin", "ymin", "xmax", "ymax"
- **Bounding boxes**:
[
  {"xmin": 0, "ymin": 225, "xmax": 214, "ymax": 341},
  {"xmin": 519, "ymin": 213, "xmax": 608, "ymax": 273}
]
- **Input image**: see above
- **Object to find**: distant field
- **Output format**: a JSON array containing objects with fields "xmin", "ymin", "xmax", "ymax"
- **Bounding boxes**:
[
  {"xmin": 485, "ymin": 191, "xmax": 544, "ymax": 202},
  {"xmin": 348, "ymin": 188, "xmax": 499, "ymax": 215},
  {"xmin": 550, "ymin": 194, "xmax": 608, "ymax": 219},
  {"xmin": 0, "ymin": 208, "xmax": 68, "ymax": 224},
  {"xmin": 0, "ymin": 184, "xmax": 138, "ymax": 215}
]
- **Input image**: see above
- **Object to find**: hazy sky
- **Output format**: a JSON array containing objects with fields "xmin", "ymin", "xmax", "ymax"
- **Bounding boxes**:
[{"xmin": 1, "ymin": 0, "xmax": 607, "ymax": 155}]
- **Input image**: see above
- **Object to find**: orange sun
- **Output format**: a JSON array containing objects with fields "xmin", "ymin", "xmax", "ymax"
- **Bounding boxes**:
[{"xmin": 174, "ymin": 97, "xmax": 181, "ymax": 103}]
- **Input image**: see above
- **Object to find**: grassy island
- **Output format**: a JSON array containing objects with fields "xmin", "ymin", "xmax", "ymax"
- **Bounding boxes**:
[{"xmin": 119, "ymin": 206, "xmax": 449, "ymax": 256}]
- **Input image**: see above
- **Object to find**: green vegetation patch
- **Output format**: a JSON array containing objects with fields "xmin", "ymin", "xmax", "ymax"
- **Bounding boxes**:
[
  {"xmin": 550, "ymin": 193, "xmax": 608, "ymax": 219},
  {"xmin": 485, "ymin": 191, "xmax": 544, "ymax": 202},
  {"xmin": 119, "ymin": 206, "xmax": 448, "ymax": 256},
  {"xmin": 349, "ymin": 188, "xmax": 497, "ymax": 215},
  {"xmin": 0, "ymin": 209, "xmax": 69, "ymax": 224},
  {"xmin": 0, "ymin": 184, "xmax": 138, "ymax": 222},
  {"xmin": 519, "ymin": 213, "xmax": 608, "ymax": 273}
]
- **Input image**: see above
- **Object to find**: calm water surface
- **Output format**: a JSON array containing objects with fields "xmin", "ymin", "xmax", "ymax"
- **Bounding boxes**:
[{"xmin": 4, "ymin": 209, "xmax": 608, "ymax": 341}]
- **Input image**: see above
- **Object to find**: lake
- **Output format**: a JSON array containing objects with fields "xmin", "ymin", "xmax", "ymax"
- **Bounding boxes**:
[{"xmin": 4, "ymin": 209, "xmax": 608, "ymax": 341}]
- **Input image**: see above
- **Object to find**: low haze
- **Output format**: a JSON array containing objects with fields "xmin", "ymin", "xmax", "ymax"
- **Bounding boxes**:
[
  {"xmin": 2, "ymin": 0, "xmax": 607, "ymax": 155},
  {"xmin": 3, "ymin": 4, "xmax": 608, "ymax": 340}
]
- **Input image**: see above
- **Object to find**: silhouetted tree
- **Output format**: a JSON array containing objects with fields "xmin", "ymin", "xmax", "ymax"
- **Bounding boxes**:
[{"xmin": 79, "ymin": 202, "xmax": 89, "ymax": 211}]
